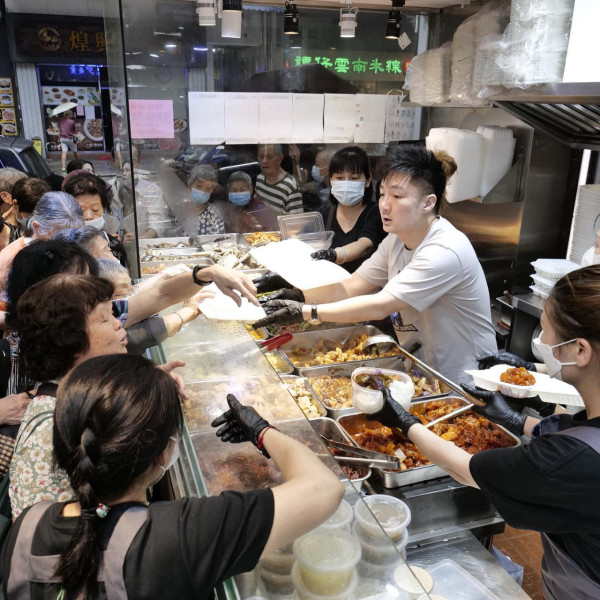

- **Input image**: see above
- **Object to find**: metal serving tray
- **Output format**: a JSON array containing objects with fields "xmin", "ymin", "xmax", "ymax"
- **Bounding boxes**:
[
  {"xmin": 140, "ymin": 256, "xmax": 213, "ymax": 276},
  {"xmin": 299, "ymin": 359, "xmax": 403, "ymax": 419},
  {"xmin": 195, "ymin": 233, "xmax": 250, "ymax": 248},
  {"xmin": 262, "ymin": 348, "xmax": 295, "ymax": 375},
  {"xmin": 141, "ymin": 247, "xmax": 205, "ymax": 257},
  {"xmin": 279, "ymin": 325, "xmax": 401, "ymax": 369},
  {"xmin": 279, "ymin": 375, "xmax": 327, "ymax": 419},
  {"xmin": 138, "ymin": 237, "xmax": 197, "ymax": 249},
  {"xmin": 338, "ymin": 396, "xmax": 521, "ymax": 488},
  {"xmin": 309, "ymin": 417, "xmax": 371, "ymax": 487}
]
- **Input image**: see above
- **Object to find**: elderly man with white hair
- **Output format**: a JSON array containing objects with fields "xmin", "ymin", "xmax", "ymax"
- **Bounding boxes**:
[{"xmin": 256, "ymin": 144, "xmax": 303, "ymax": 214}]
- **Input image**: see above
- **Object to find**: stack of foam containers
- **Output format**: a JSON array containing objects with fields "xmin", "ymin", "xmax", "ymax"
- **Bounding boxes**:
[
  {"xmin": 426, "ymin": 128, "xmax": 484, "ymax": 203},
  {"xmin": 404, "ymin": 42, "xmax": 452, "ymax": 106},
  {"xmin": 530, "ymin": 259, "xmax": 580, "ymax": 300},
  {"xmin": 499, "ymin": 0, "xmax": 574, "ymax": 87},
  {"xmin": 476, "ymin": 126, "xmax": 516, "ymax": 197}
]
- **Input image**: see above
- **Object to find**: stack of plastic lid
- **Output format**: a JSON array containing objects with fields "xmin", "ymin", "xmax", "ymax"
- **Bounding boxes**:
[
  {"xmin": 259, "ymin": 542, "xmax": 296, "ymax": 598},
  {"xmin": 530, "ymin": 259, "xmax": 581, "ymax": 300},
  {"xmin": 426, "ymin": 128, "xmax": 484, "ymax": 203},
  {"xmin": 404, "ymin": 43, "xmax": 452, "ymax": 106},
  {"xmin": 476, "ymin": 126, "xmax": 516, "ymax": 197}
]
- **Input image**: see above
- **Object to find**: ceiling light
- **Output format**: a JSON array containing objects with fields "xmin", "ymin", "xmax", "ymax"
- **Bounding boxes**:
[
  {"xmin": 339, "ymin": 3, "xmax": 358, "ymax": 39},
  {"xmin": 165, "ymin": 43, "xmax": 177, "ymax": 48},
  {"xmin": 385, "ymin": 0, "xmax": 404, "ymax": 39},
  {"xmin": 283, "ymin": 1, "xmax": 299, "ymax": 35},
  {"xmin": 193, "ymin": 46, "xmax": 209, "ymax": 51},
  {"xmin": 222, "ymin": 0, "xmax": 243, "ymax": 38},
  {"xmin": 149, "ymin": 53, "xmax": 159, "ymax": 58},
  {"xmin": 197, "ymin": 0, "xmax": 217, "ymax": 26}
]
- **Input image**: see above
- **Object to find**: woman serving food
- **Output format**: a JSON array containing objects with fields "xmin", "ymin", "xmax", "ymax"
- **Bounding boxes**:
[
  {"xmin": 255, "ymin": 145, "xmax": 497, "ymax": 384},
  {"xmin": 366, "ymin": 264, "xmax": 600, "ymax": 600}
]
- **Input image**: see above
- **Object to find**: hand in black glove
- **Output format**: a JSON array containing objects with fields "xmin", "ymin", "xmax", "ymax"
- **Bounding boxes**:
[
  {"xmin": 211, "ymin": 394, "xmax": 270, "ymax": 448},
  {"xmin": 460, "ymin": 384, "xmax": 526, "ymax": 436},
  {"xmin": 253, "ymin": 299, "xmax": 304, "ymax": 328},
  {"xmin": 254, "ymin": 271, "xmax": 294, "ymax": 294},
  {"xmin": 477, "ymin": 351, "xmax": 536, "ymax": 372},
  {"xmin": 259, "ymin": 288, "xmax": 305, "ymax": 304},
  {"xmin": 311, "ymin": 249, "xmax": 337, "ymax": 262},
  {"xmin": 367, "ymin": 389, "xmax": 421, "ymax": 436}
]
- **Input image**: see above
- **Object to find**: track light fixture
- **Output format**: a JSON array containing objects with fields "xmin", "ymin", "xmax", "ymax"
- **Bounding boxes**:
[
  {"xmin": 197, "ymin": 0, "xmax": 217, "ymax": 26},
  {"xmin": 385, "ymin": 0, "xmax": 404, "ymax": 40},
  {"xmin": 339, "ymin": 2, "xmax": 358, "ymax": 39},
  {"xmin": 222, "ymin": 0, "xmax": 243, "ymax": 38},
  {"xmin": 283, "ymin": 1, "xmax": 299, "ymax": 35}
]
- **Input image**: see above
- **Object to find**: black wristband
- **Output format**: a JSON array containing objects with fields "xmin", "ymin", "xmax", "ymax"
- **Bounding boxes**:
[{"xmin": 192, "ymin": 265, "xmax": 212, "ymax": 287}]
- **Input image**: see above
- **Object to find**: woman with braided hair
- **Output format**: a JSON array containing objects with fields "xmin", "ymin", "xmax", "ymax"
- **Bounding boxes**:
[{"xmin": 0, "ymin": 354, "xmax": 343, "ymax": 599}]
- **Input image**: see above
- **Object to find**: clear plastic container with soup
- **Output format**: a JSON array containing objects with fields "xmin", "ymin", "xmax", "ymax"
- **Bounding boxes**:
[
  {"xmin": 352, "ymin": 521, "xmax": 408, "ymax": 564},
  {"xmin": 319, "ymin": 499, "xmax": 353, "ymax": 532},
  {"xmin": 260, "ymin": 542, "xmax": 295, "ymax": 575},
  {"xmin": 351, "ymin": 368, "xmax": 415, "ymax": 414},
  {"xmin": 292, "ymin": 528, "xmax": 361, "ymax": 596},
  {"xmin": 291, "ymin": 562, "xmax": 357, "ymax": 600},
  {"xmin": 353, "ymin": 495, "xmax": 411, "ymax": 542}
]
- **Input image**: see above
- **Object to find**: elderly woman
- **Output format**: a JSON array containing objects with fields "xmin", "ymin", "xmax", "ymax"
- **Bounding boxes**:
[
  {"xmin": 0, "ymin": 191, "xmax": 84, "ymax": 291},
  {"xmin": 55, "ymin": 225, "xmax": 118, "ymax": 262},
  {"xmin": 180, "ymin": 164, "xmax": 224, "ymax": 236}
]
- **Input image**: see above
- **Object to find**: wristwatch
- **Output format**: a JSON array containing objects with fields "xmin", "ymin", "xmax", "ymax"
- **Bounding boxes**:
[
  {"xmin": 192, "ymin": 265, "xmax": 213, "ymax": 287},
  {"xmin": 308, "ymin": 303, "xmax": 321, "ymax": 325}
]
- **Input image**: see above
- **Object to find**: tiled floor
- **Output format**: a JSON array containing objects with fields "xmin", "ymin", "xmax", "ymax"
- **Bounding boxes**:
[{"xmin": 494, "ymin": 525, "xmax": 545, "ymax": 600}]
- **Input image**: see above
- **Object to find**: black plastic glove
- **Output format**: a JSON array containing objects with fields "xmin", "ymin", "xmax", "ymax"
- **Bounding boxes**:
[
  {"xmin": 211, "ymin": 394, "xmax": 270, "ymax": 448},
  {"xmin": 254, "ymin": 271, "xmax": 294, "ymax": 294},
  {"xmin": 477, "ymin": 351, "xmax": 536, "ymax": 372},
  {"xmin": 311, "ymin": 249, "xmax": 337, "ymax": 262},
  {"xmin": 367, "ymin": 389, "xmax": 421, "ymax": 436},
  {"xmin": 253, "ymin": 299, "xmax": 304, "ymax": 328},
  {"xmin": 259, "ymin": 288, "xmax": 305, "ymax": 304},
  {"xmin": 461, "ymin": 384, "xmax": 527, "ymax": 436},
  {"xmin": 520, "ymin": 395, "xmax": 555, "ymax": 418}
]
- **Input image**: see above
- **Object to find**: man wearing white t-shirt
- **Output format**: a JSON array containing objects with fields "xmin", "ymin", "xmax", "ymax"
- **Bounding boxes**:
[{"xmin": 255, "ymin": 145, "xmax": 497, "ymax": 384}]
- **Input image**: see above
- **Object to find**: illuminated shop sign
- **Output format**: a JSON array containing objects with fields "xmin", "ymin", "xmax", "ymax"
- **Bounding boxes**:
[{"xmin": 294, "ymin": 55, "xmax": 405, "ymax": 75}]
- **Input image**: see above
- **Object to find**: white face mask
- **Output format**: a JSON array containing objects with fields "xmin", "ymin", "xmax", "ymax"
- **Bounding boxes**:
[
  {"xmin": 159, "ymin": 436, "xmax": 180, "ymax": 473},
  {"xmin": 16, "ymin": 214, "xmax": 29, "ymax": 227},
  {"xmin": 532, "ymin": 334, "xmax": 577, "ymax": 379},
  {"xmin": 86, "ymin": 215, "xmax": 105, "ymax": 231},
  {"xmin": 331, "ymin": 180, "xmax": 365, "ymax": 206}
]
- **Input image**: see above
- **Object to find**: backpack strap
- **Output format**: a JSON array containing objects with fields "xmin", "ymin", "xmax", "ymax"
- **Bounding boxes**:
[
  {"xmin": 325, "ymin": 205, "xmax": 336, "ymax": 231},
  {"xmin": 7, "ymin": 501, "xmax": 56, "ymax": 599}
]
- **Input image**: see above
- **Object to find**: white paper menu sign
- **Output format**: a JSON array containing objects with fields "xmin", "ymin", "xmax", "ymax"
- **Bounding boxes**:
[
  {"xmin": 324, "ymin": 94, "xmax": 355, "ymax": 143},
  {"xmin": 258, "ymin": 93, "xmax": 293, "ymax": 143},
  {"xmin": 188, "ymin": 92, "xmax": 225, "ymax": 144},
  {"xmin": 292, "ymin": 94, "xmax": 324, "ymax": 143},
  {"xmin": 385, "ymin": 96, "xmax": 420, "ymax": 142},
  {"xmin": 354, "ymin": 94, "xmax": 387, "ymax": 143},
  {"xmin": 225, "ymin": 93, "xmax": 259, "ymax": 144}
]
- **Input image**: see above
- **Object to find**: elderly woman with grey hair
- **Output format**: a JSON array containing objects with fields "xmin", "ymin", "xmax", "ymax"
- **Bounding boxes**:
[
  {"xmin": 180, "ymin": 164, "xmax": 224, "ymax": 236},
  {"xmin": 55, "ymin": 225, "xmax": 117, "ymax": 263},
  {"xmin": 0, "ymin": 191, "xmax": 85, "ymax": 290}
]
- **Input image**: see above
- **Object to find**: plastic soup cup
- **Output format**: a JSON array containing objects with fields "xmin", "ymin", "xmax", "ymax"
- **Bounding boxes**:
[{"xmin": 354, "ymin": 495, "xmax": 411, "ymax": 542}]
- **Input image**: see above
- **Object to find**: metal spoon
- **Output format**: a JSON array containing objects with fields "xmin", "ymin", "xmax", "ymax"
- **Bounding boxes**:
[
  {"xmin": 423, "ymin": 403, "xmax": 474, "ymax": 429},
  {"xmin": 362, "ymin": 334, "xmax": 401, "ymax": 354}
]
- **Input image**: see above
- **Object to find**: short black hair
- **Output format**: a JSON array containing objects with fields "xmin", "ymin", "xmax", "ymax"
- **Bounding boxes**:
[
  {"xmin": 63, "ymin": 172, "xmax": 110, "ymax": 212},
  {"xmin": 5, "ymin": 239, "xmax": 99, "ymax": 327},
  {"xmin": 10, "ymin": 177, "xmax": 51, "ymax": 214},
  {"xmin": 328, "ymin": 146, "xmax": 371, "ymax": 207}
]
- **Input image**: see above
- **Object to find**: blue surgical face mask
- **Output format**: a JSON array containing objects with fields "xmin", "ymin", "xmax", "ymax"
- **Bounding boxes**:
[
  {"xmin": 16, "ymin": 213, "xmax": 29, "ymax": 228},
  {"xmin": 191, "ymin": 188, "xmax": 210, "ymax": 205},
  {"xmin": 86, "ymin": 215, "xmax": 105, "ymax": 231},
  {"xmin": 229, "ymin": 191, "xmax": 251, "ymax": 207},
  {"xmin": 331, "ymin": 180, "xmax": 365, "ymax": 206},
  {"xmin": 312, "ymin": 165, "xmax": 325, "ymax": 185}
]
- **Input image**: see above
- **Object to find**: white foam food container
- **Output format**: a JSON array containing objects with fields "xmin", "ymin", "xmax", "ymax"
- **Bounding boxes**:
[
  {"xmin": 465, "ymin": 364, "xmax": 584, "ymax": 406},
  {"xmin": 529, "ymin": 284, "xmax": 550, "ymax": 301},
  {"xmin": 531, "ymin": 272, "xmax": 556, "ymax": 292},
  {"xmin": 531, "ymin": 258, "xmax": 580, "ymax": 280},
  {"xmin": 197, "ymin": 283, "xmax": 266, "ymax": 322}
]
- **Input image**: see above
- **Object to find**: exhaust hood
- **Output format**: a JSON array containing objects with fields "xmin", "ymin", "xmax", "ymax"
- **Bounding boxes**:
[{"xmin": 492, "ymin": 82, "xmax": 600, "ymax": 151}]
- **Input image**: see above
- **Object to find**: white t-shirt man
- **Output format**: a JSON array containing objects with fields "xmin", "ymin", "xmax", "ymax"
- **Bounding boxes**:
[{"xmin": 357, "ymin": 217, "xmax": 497, "ymax": 384}]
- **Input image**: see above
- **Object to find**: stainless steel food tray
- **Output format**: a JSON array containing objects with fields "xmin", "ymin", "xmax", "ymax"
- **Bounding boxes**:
[
  {"xmin": 195, "ymin": 233, "xmax": 251, "ymax": 248},
  {"xmin": 141, "ymin": 248, "xmax": 205, "ymax": 257},
  {"xmin": 279, "ymin": 374, "xmax": 327, "ymax": 419},
  {"xmin": 279, "ymin": 325, "xmax": 401, "ymax": 369},
  {"xmin": 309, "ymin": 417, "xmax": 371, "ymax": 486},
  {"xmin": 299, "ymin": 359, "xmax": 404, "ymax": 419},
  {"xmin": 140, "ymin": 256, "xmax": 213, "ymax": 275},
  {"xmin": 139, "ymin": 236, "xmax": 197, "ymax": 249},
  {"xmin": 263, "ymin": 348, "xmax": 295, "ymax": 375},
  {"xmin": 338, "ymin": 396, "xmax": 521, "ymax": 488}
]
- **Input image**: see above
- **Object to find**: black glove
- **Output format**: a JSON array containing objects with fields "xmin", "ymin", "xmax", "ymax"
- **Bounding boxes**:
[
  {"xmin": 477, "ymin": 351, "xmax": 536, "ymax": 372},
  {"xmin": 367, "ymin": 389, "xmax": 421, "ymax": 436},
  {"xmin": 253, "ymin": 299, "xmax": 304, "ymax": 328},
  {"xmin": 254, "ymin": 271, "xmax": 293, "ymax": 294},
  {"xmin": 259, "ymin": 288, "xmax": 305, "ymax": 304},
  {"xmin": 311, "ymin": 249, "xmax": 337, "ymax": 262},
  {"xmin": 211, "ymin": 394, "xmax": 270, "ymax": 449},
  {"xmin": 460, "ymin": 384, "xmax": 527, "ymax": 436},
  {"xmin": 520, "ymin": 395, "xmax": 555, "ymax": 418}
]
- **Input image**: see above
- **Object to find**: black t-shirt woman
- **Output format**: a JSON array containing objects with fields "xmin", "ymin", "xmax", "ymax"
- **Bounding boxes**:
[{"xmin": 313, "ymin": 146, "xmax": 386, "ymax": 273}]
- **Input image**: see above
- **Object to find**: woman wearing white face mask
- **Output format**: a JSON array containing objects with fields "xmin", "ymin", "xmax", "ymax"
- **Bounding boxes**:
[
  {"xmin": 349, "ymin": 265, "xmax": 600, "ymax": 600},
  {"xmin": 181, "ymin": 164, "xmax": 225, "ymax": 236},
  {"xmin": 311, "ymin": 146, "xmax": 385, "ymax": 273}
]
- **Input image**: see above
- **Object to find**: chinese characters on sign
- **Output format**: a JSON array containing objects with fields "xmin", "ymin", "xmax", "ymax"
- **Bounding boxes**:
[{"xmin": 294, "ymin": 55, "xmax": 405, "ymax": 75}]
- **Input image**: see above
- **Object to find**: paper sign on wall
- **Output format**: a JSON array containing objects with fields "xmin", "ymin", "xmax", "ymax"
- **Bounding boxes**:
[
  {"xmin": 384, "ymin": 95, "xmax": 420, "ymax": 142},
  {"xmin": 259, "ymin": 93, "xmax": 293, "ymax": 143},
  {"xmin": 292, "ymin": 94, "xmax": 324, "ymax": 143},
  {"xmin": 354, "ymin": 94, "xmax": 387, "ymax": 143},
  {"xmin": 129, "ymin": 100, "xmax": 174, "ymax": 139},
  {"xmin": 324, "ymin": 94, "xmax": 355, "ymax": 143},
  {"xmin": 189, "ymin": 92, "xmax": 225, "ymax": 144},
  {"xmin": 225, "ymin": 93, "xmax": 259, "ymax": 144}
]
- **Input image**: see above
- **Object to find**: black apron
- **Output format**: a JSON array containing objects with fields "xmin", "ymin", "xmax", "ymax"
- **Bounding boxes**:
[{"xmin": 540, "ymin": 424, "xmax": 600, "ymax": 600}]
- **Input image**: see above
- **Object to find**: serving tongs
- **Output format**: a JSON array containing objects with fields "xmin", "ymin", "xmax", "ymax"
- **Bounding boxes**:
[
  {"xmin": 259, "ymin": 332, "xmax": 292, "ymax": 352},
  {"xmin": 423, "ymin": 403, "xmax": 475, "ymax": 429},
  {"xmin": 321, "ymin": 435, "xmax": 401, "ymax": 470}
]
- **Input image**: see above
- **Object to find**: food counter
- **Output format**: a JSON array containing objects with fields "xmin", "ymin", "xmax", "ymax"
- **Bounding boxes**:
[{"xmin": 153, "ymin": 311, "xmax": 532, "ymax": 600}]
